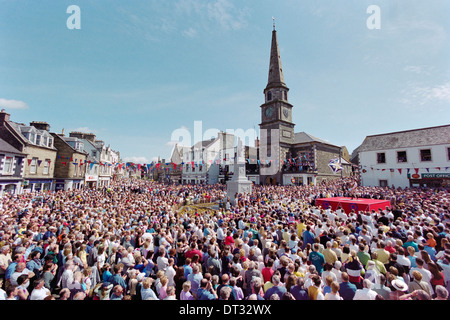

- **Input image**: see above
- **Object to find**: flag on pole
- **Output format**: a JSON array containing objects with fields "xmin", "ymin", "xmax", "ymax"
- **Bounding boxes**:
[{"xmin": 328, "ymin": 158, "xmax": 342, "ymax": 174}]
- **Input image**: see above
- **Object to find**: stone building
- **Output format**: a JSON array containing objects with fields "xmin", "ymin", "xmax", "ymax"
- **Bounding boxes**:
[
  {"xmin": 0, "ymin": 110, "xmax": 57, "ymax": 192},
  {"xmin": 68, "ymin": 132, "xmax": 100, "ymax": 188},
  {"xmin": 258, "ymin": 26, "xmax": 351, "ymax": 185},
  {"xmin": 51, "ymin": 132, "xmax": 88, "ymax": 191}
]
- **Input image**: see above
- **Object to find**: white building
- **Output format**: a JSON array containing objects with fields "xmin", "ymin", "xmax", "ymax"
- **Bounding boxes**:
[
  {"xmin": 95, "ymin": 140, "xmax": 114, "ymax": 187},
  {"xmin": 175, "ymin": 132, "xmax": 236, "ymax": 184},
  {"xmin": 357, "ymin": 125, "xmax": 450, "ymax": 189}
]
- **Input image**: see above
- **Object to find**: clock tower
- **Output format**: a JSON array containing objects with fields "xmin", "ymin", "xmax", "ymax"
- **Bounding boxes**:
[{"xmin": 259, "ymin": 25, "xmax": 295, "ymax": 185}]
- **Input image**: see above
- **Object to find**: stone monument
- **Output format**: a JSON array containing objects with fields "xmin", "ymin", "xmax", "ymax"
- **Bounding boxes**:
[{"xmin": 226, "ymin": 138, "xmax": 253, "ymax": 206}]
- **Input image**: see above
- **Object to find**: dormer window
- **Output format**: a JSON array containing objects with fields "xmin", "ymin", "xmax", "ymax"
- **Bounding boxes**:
[
  {"xmin": 30, "ymin": 133, "xmax": 35, "ymax": 143},
  {"xmin": 48, "ymin": 138, "xmax": 53, "ymax": 148},
  {"xmin": 35, "ymin": 135, "xmax": 41, "ymax": 145}
]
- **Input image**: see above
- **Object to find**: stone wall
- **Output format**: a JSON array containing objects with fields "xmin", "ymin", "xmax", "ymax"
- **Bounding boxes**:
[{"xmin": 23, "ymin": 145, "xmax": 57, "ymax": 179}]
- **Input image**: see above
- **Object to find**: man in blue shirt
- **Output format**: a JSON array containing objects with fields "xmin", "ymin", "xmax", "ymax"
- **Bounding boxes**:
[
  {"xmin": 309, "ymin": 243, "xmax": 325, "ymax": 275},
  {"xmin": 339, "ymin": 272, "xmax": 357, "ymax": 300},
  {"xmin": 108, "ymin": 264, "xmax": 127, "ymax": 291},
  {"xmin": 290, "ymin": 277, "xmax": 309, "ymax": 300},
  {"xmin": 302, "ymin": 226, "xmax": 315, "ymax": 250},
  {"xmin": 263, "ymin": 275, "xmax": 286, "ymax": 300},
  {"xmin": 5, "ymin": 254, "xmax": 22, "ymax": 283},
  {"xmin": 197, "ymin": 278, "xmax": 217, "ymax": 300}
]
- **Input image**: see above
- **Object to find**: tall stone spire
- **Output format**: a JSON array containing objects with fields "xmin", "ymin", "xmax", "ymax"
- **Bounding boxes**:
[{"xmin": 266, "ymin": 24, "xmax": 286, "ymax": 90}]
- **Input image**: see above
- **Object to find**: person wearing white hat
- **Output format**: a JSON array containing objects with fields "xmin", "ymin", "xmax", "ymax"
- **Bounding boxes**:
[{"xmin": 390, "ymin": 279, "xmax": 409, "ymax": 300}]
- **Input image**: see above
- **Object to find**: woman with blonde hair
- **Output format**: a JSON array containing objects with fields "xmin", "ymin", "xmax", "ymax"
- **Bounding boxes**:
[
  {"xmin": 78, "ymin": 243, "xmax": 87, "ymax": 266},
  {"xmin": 159, "ymin": 275, "xmax": 168, "ymax": 300}
]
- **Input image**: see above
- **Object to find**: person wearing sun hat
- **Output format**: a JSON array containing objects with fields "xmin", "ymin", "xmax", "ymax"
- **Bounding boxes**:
[{"xmin": 389, "ymin": 279, "xmax": 409, "ymax": 300}]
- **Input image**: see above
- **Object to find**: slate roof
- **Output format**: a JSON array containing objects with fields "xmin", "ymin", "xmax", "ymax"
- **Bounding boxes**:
[
  {"xmin": 357, "ymin": 125, "xmax": 450, "ymax": 152},
  {"xmin": 0, "ymin": 138, "xmax": 25, "ymax": 155},
  {"xmin": 294, "ymin": 131, "xmax": 338, "ymax": 147}
]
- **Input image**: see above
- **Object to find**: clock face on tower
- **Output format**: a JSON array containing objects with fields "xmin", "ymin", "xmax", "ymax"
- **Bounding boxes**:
[
  {"xmin": 283, "ymin": 107, "xmax": 289, "ymax": 118},
  {"xmin": 265, "ymin": 106, "xmax": 274, "ymax": 118}
]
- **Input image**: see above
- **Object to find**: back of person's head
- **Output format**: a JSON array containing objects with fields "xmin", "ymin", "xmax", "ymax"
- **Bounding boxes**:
[
  {"xmin": 220, "ymin": 286, "xmax": 232, "ymax": 299},
  {"xmin": 416, "ymin": 257, "xmax": 424, "ymax": 267},
  {"xmin": 331, "ymin": 281, "xmax": 340, "ymax": 293},
  {"xmin": 296, "ymin": 276, "xmax": 305, "ymax": 287},
  {"xmin": 251, "ymin": 276, "xmax": 262, "ymax": 289},
  {"xmin": 363, "ymin": 279, "xmax": 372, "ymax": 289},
  {"xmin": 412, "ymin": 270, "xmax": 423, "ymax": 281},
  {"xmin": 221, "ymin": 273, "xmax": 229, "ymax": 284},
  {"xmin": 312, "ymin": 275, "xmax": 321, "ymax": 287},
  {"xmin": 435, "ymin": 285, "xmax": 449, "ymax": 300},
  {"xmin": 272, "ymin": 274, "xmax": 281, "ymax": 286},
  {"xmin": 341, "ymin": 272, "xmax": 349, "ymax": 282},
  {"xmin": 325, "ymin": 275, "xmax": 333, "ymax": 286},
  {"xmin": 143, "ymin": 277, "xmax": 152, "ymax": 289},
  {"xmin": 200, "ymin": 278, "xmax": 209, "ymax": 288}
]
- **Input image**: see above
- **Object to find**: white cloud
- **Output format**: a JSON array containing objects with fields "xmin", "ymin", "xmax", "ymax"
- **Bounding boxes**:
[
  {"xmin": 0, "ymin": 98, "xmax": 29, "ymax": 110},
  {"xmin": 182, "ymin": 27, "xmax": 198, "ymax": 38},
  {"xmin": 166, "ymin": 140, "xmax": 179, "ymax": 146},
  {"xmin": 399, "ymin": 81, "xmax": 450, "ymax": 106},
  {"xmin": 206, "ymin": 0, "xmax": 249, "ymax": 31},
  {"xmin": 175, "ymin": 0, "xmax": 249, "ymax": 32},
  {"xmin": 122, "ymin": 156, "xmax": 150, "ymax": 164},
  {"xmin": 403, "ymin": 65, "xmax": 434, "ymax": 76},
  {"xmin": 114, "ymin": 0, "xmax": 249, "ymax": 42},
  {"xmin": 71, "ymin": 127, "xmax": 97, "ymax": 134}
]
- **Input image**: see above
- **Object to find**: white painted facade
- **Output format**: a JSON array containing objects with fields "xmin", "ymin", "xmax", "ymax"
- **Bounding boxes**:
[
  {"xmin": 180, "ymin": 132, "xmax": 236, "ymax": 184},
  {"xmin": 359, "ymin": 141, "xmax": 450, "ymax": 188}
]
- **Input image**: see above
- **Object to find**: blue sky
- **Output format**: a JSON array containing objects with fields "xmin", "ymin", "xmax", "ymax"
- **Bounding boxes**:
[{"xmin": 1, "ymin": 0, "xmax": 449, "ymax": 164}]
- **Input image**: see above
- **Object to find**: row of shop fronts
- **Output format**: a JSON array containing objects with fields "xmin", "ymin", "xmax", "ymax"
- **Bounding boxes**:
[{"xmin": 0, "ymin": 176, "xmax": 113, "ymax": 197}]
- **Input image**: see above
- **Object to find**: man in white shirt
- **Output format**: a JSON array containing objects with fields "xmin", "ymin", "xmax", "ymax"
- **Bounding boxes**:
[
  {"xmin": 156, "ymin": 247, "xmax": 169, "ymax": 272},
  {"xmin": 10, "ymin": 262, "xmax": 34, "ymax": 287},
  {"xmin": 217, "ymin": 224, "xmax": 225, "ymax": 248},
  {"xmin": 353, "ymin": 279, "xmax": 378, "ymax": 300},
  {"xmin": 30, "ymin": 278, "xmax": 51, "ymax": 300},
  {"xmin": 60, "ymin": 261, "xmax": 75, "ymax": 289}
]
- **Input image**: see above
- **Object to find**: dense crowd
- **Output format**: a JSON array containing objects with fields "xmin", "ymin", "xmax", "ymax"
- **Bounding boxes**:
[{"xmin": 0, "ymin": 177, "xmax": 449, "ymax": 301}]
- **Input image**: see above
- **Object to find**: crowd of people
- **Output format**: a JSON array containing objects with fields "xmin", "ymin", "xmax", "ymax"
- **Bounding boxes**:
[{"xmin": 0, "ymin": 177, "xmax": 449, "ymax": 301}]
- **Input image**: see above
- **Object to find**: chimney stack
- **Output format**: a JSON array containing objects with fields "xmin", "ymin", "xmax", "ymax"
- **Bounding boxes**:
[
  {"xmin": 30, "ymin": 121, "xmax": 50, "ymax": 132},
  {"xmin": 69, "ymin": 131, "xmax": 96, "ymax": 143},
  {"xmin": 0, "ymin": 109, "xmax": 10, "ymax": 125}
]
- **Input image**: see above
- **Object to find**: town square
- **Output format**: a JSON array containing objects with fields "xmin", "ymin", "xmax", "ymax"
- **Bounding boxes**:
[{"xmin": 0, "ymin": 0, "xmax": 448, "ymax": 311}]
